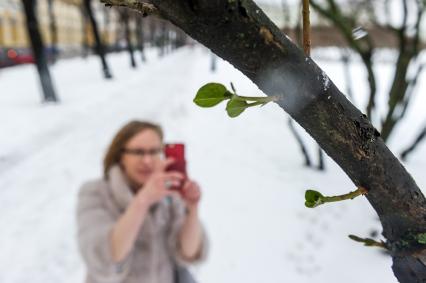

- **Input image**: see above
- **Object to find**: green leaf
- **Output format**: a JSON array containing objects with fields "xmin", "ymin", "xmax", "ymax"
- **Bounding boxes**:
[
  {"xmin": 305, "ymin": 190, "xmax": 324, "ymax": 208},
  {"xmin": 193, "ymin": 83, "xmax": 230, "ymax": 107},
  {"xmin": 416, "ymin": 233, "xmax": 426, "ymax": 244},
  {"xmin": 226, "ymin": 98, "xmax": 249, "ymax": 118}
]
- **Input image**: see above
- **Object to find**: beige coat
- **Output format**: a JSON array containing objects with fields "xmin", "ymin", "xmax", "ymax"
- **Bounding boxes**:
[{"xmin": 76, "ymin": 165, "xmax": 208, "ymax": 283}]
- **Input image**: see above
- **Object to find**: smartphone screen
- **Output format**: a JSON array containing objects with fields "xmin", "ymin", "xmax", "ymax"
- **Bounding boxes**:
[{"xmin": 164, "ymin": 143, "xmax": 187, "ymax": 190}]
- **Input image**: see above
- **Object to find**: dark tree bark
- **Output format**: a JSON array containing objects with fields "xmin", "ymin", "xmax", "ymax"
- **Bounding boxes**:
[
  {"xmin": 47, "ymin": 0, "xmax": 58, "ymax": 63},
  {"xmin": 84, "ymin": 0, "xmax": 113, "ymax": 78},
  {"xmin": 101, "ymin": 1, "xmax": 426, "ymax": 282},
  {"xmin": 121, "ymin": 10, "xmax": 137, "ymax": 68},
  {"xmin": 22, "ymin": 0, "xmax": 58, "ymax": 102}
]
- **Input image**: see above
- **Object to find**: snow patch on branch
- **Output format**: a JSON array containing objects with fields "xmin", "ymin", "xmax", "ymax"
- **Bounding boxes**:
[{"xmin": 322, "ymin": 71, "xmax": 331, "ymax": 92}]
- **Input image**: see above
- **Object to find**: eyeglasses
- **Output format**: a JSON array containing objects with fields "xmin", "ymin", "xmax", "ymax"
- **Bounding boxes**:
[{"xmin": 122, "ymin": 147, "xmax": 163, "ymax": 157}]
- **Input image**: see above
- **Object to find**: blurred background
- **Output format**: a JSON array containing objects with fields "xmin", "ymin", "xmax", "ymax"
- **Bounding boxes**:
[{"xmin": 0, "ymin": 0, "xmax": 425, "ymax": 282}]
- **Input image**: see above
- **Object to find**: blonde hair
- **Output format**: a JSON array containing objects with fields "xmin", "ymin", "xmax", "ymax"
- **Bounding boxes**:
[{"xmin": 103, "ymin": 120, "xmax": 163, "ymax": 179}]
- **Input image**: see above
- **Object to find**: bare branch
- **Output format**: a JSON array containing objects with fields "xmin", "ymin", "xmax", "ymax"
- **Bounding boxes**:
[
  {"xmin": 412, "ymin": 0, "xmax": 425, "ymax": 55},
  {"xmin": 399, "ymin": 63, "xmax": 426, "ymax": 120},
  {"xmin": 401, "ymin": 0, "xmax": 408, "ymax": 33},
  {"xmin": 400, "ymin": 124, "xmax": 426, "ymax": 161},
  {"xmin": 302, "ymin": 0, "xmax": 311, "ymax": 56},
  {"xmin": 100, "ymin": 0, "xmax": 159, "ymax": 16}
]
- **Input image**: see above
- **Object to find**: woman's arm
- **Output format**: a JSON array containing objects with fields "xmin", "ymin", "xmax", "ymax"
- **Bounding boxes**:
[
  {"xmin": 110, "ymin": 195, "xmax": 150, "ymax": 263},
  {"xmin": 178, "ymin": 206, "xmax": 203, "ymax": 260},
  {"xmin": 177, "ymin": 180, "xmax": 205, "ymax": 260},
  {"xmin": 110, "ymin": 169, "xmax": 184, "ymax": 263}
]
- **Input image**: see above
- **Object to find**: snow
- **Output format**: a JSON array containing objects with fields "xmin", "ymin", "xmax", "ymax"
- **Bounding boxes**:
[
  {"xmin": 0, "ymin": 46, "xmax": 425, "ymax": 283},
  {"xmin": 321, "ymin": 71, "xmax": 331, "ymax": 92}
]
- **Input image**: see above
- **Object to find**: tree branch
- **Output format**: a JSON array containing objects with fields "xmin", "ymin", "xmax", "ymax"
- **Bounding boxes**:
[
  {"xmin": 101, "ymin": 0, "xmax": 159, "ymax": 16},
  {"xmin": 288, "ymin": 118, "xmax": 312, "ymax": 167},
  {"xmin": 302, "ymin": 0, "xmax": 311, "ymax": 56},
  {"xmin": 401, "ymin": 124, "xmax": 426, "ymax": 161},
  {"xmin": 401, "ymin": 0, "xmax": 408, "ymax": 33},
  {"xmin": 101, "ymin": 1, "xmax": 426, "ymax": 281}
]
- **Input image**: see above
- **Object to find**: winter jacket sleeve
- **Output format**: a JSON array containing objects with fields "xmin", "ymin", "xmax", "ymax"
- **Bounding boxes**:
[
  {"xmin": 167, "ymin": 196, "xmax": 209, "ymax": 267},
  {"xmin": 77, "ymin": 181, "xmax": 133, "ymax": 283}
]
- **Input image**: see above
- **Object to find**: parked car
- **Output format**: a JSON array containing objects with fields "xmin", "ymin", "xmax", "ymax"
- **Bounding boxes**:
[{"xmin": 0, "ymin": 47, "xmax": 34, "ymax": 68}]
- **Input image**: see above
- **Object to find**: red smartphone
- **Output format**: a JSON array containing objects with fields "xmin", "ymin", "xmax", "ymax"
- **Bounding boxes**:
[{"xmin": 164, "ymin": 143, "xmax": 187, "ymax": 191}]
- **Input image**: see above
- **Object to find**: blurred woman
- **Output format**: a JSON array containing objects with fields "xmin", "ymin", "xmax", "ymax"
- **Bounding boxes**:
[{"xmin": 77, "ymin": 120, "xmax": 208, "ymax": 283}]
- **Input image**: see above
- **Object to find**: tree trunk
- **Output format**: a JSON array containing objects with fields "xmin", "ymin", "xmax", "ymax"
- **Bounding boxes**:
[
  {"xmin": 136, "ymin": 16, "xmax": 146, "ymax": 62},
  {"xmin": 22, "ymin": 0, "xmax": 58, "ymax": 102},
  {"xmin": 175, "ymin": 29, "xmax": 186, "ymax": 48},
  {"xmin": 121, "ymin": 10, "xmax": 137, "ymax": 68},
  {"xmin": 288, "ymin": 118, "xmax": 312, "ymax": 167},
  {"xmin": 158, "ymin": 21, "xmax": 166, "ymax": 57},
  {"xmin": 149, "ymin": 18, "xmax": 156, "ymax": 47},
  {"xmin": 47, "ymin": 0, "xmax": 58, "ymax": 63},
  {"xmin": 104, "ymin": 7, "xmax": 111, "ymax": 53},
  {"xmin": 317, "ymin": 147, "xmax": 325, "ymax": 170},
  {"xmin": 84, "ymin": 0, "xmax": 112, "ymax": 78},
  {"xmin": 381, "ymin": 50, "xmax": 413, "ymax": 142},
  {"xmin": 341, "ymin": 49, "xmax": 354, "ymax": 100},
  {"xmin": 103, "ymin": 1, "xmax": 426, "ymax": 281},
  {"xmin": 210, "ymin": 51, "xmax": 217, "ymax": 72},
  {"xmin": 80, "ymin": 5, "xmax": 90, "ymax": 58}
]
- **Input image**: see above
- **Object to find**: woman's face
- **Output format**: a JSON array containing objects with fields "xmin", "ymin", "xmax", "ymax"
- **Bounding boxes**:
[{"xmin": 120, "ymin": 129, "xmax": 163, "ymax": 188}]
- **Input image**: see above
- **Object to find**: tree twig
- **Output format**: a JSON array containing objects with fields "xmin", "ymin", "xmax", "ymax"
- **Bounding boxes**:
[
  {"xmin": 400, "ymin": 124, "xmax": 426, "ymax": 161},
  {"xmin": 288, "ymin": 118, "xmax": 312, "ymax": 167},
  {"xmin": 100, "ymin": 0, "xmax": 159, "ymax": 17},
  {"xmin": 302, "ymin": 0, "xmax": 311, "ymax": 56},
  {"xmin": 348, "ymin": 234, "xmax": 387, "ymax": 249}
]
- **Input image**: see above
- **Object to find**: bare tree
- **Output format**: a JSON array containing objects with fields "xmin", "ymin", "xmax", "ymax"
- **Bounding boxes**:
[
  {"xmin": 22, "ymin": 0, "xmax": 58, "ymax": 102},
  {"xmin": 80, "ymin": 5, "xmax": 90, "ymax": 58},
  {"xmin": 135, "ymin": 15, "xmax": 147, "ymax": 62},
  {"xmin": 101, "ymin": 1, "xmax": 426, "ymax": 282},
  {"xmin": 120, "ymin": 9, "xmax": 137, "ymax": 68},
  {"xmin": 288, "ymin": 119, "xmax": 312, "ymax": 167},
  {"xmin": 84, "ymin": 0, "xmax": 113, "ymax": 78},
  {"xmin": 47, "ymin": 0, "xmax": 58, "ymax": 63},
  {"xmin": 341, "ymin": 48, "xmax": 354, "ymax": 100},
  {"xmin": 309, "ymin": 0, "xmax": 425, "ymax": 144}
]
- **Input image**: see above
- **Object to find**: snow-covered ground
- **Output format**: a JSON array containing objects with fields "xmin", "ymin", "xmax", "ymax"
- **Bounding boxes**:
[{"xmin": 0, "ymin": 46, "xmax": 425, "ymax": 283}]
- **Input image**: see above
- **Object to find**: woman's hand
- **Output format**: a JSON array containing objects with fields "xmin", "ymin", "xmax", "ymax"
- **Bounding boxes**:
[
  {"xmin": 181, "ymin": 180, "xmax": 202, "ymax": 211},
  {"xmin": 136, "ymin": 158, "xmax": 184, "ymax": 207}
]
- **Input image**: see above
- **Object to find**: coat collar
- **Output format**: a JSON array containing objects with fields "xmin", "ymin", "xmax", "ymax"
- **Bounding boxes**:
[
  {"xmin": 108, "ymin": 165, "xmax": 135, "ymax": 212},
  {"xmin": 107, "ymin": 165, "xmax": 164, "ymax": 213}
]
